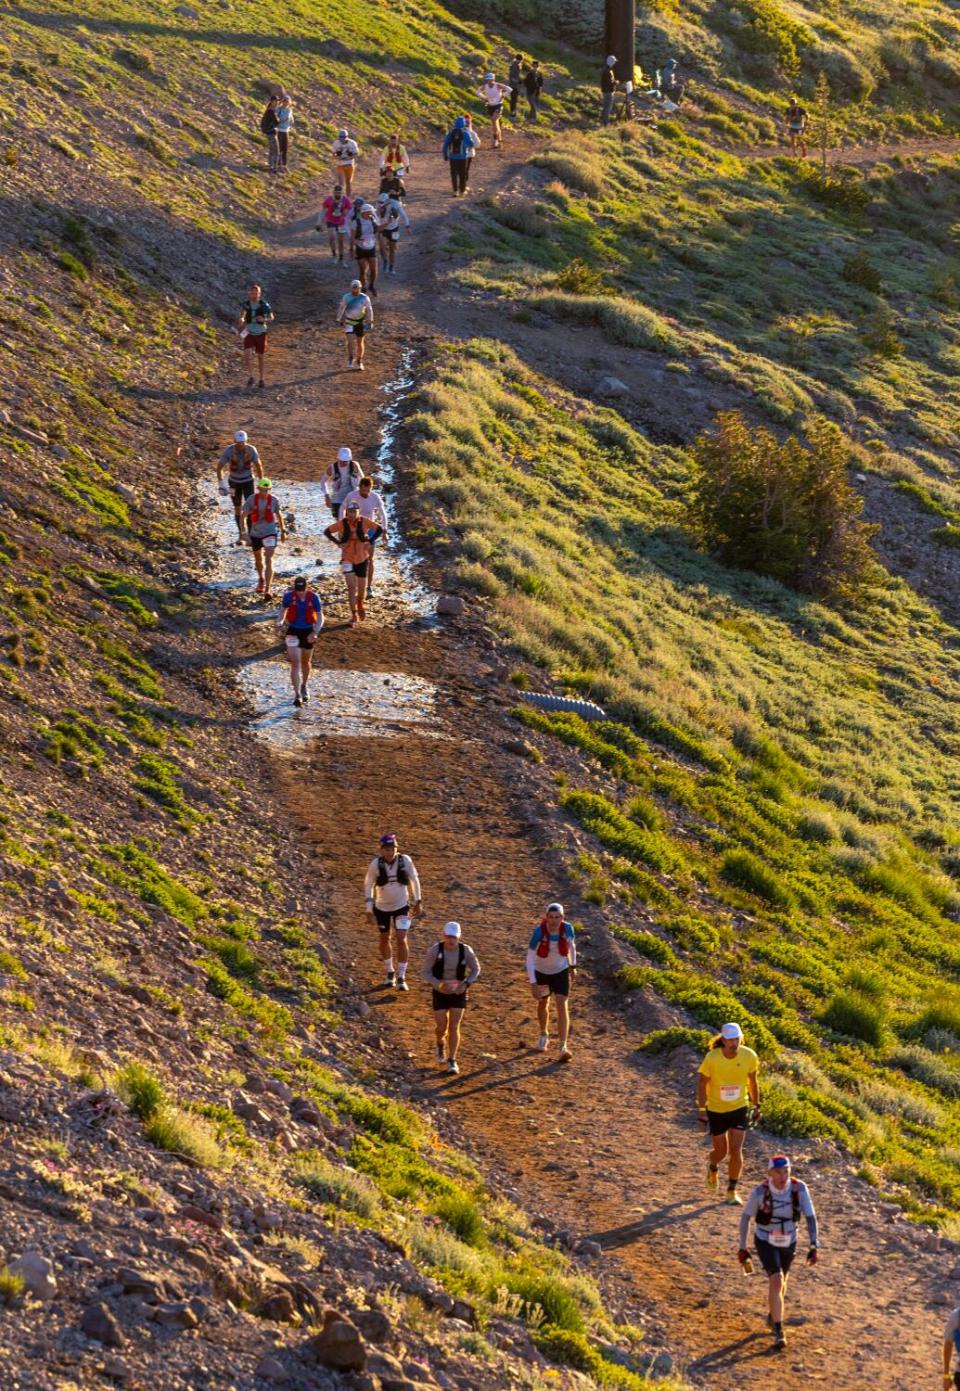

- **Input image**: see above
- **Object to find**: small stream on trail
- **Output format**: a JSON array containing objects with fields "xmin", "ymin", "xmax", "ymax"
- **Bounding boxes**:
[{"xmin": 201, "ymin": 351, "xmax": 445, "ymax": 747}]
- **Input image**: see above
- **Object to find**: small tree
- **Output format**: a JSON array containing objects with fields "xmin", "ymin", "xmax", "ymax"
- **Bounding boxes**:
[
  {"xmin": 688, "ymin": 411, "xmax": 881, "ymax": 605},
  {"xmin": 813, "ymin": 70, "xmax": 833, "ymax": 177}
]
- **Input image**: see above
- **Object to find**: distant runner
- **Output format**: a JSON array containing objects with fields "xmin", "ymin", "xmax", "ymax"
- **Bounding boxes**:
[
  {"xmin": 335, "ymin": 279, "xmax": 374, "ymax": 371},
  {"xmin": 600, "ymin": 54, "xmax": 618, "ymax": 126},
  {"xmin": 332, "ymin": 127, "xmax": 360, "ymax": 195},
  {"xmin": 276, "ymin": 93, "xmax": 294, "ymax": 172},
  {"xmin": 476, "ymin": 72, "xmax": 511, "ymax": 149},
  {"xmin": 323, "ymin": 445, "xmax": 363, "ymax": 519},
  {"xmin": 376, "ymin": 193, "xmax": 410, "ymax": 275},
  {"xmin": 508, "ymin": 54, "xmax": 524, "ymax": 122},
  {"xmin": 238, "ymin": 283, "xmax": 273, "ymax": 389},
  {"xmin": 526, "ymin": 902, "xmax": 576, "ymax": 1062},
  {"xmin": 339, "ymin": 475, "xmax": 387, "ymax": 595},
  {"xmin": 217, "ymin": 430, "xmax": 260, "ymax": 546},
  {"xmin": 277, "ymin": 574, "xmax": 322, "ymax": 707},
  {"xmin": 442, "ymin": 116, "xmax": 478, "ymax": 198},
  {"xmin": 351, "ymin": 203, "xmax": 381, "ymax": 296},
  {"xmin": 785, "ymin": 97, "xmax": 808, "ymax": 158},
  {"xmin": 378, "ymin": 167, "xmax": 407, "ymax": 203},
  {"xmin": 421, "ymin": 921, "xmax": 481, "ymax": 1075},
  {"xmin": 243, "ymin": 477, "xmax": 287, "ymax": 599},
  {"xmin": 697, "ymin": 1022, "xmax": 760, "ymax": 1206},
  {"xmin": 318, "ymin": 184, "xmax": 352, "ymax": 262},
  {"xmin": 324, "ymin": 500, "xmax": 381, "ymax": 625},
  {"xmin": 738, "ymin": 1155, "xmax": 819, "ymax": 1353},
  {"xmin": 379, "ymin": 134, "xmax": 410, "ymax": 182},
  {"xmin": 364, "ymin": 833, "xmax": 422, "ymax": 989}
]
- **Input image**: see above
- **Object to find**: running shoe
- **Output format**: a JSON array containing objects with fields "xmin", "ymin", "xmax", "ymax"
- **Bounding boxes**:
[
  {"xmin": 447, "ymin": 1059, "xmax": 459, "ymax": 1075},
  {"xmin": 256, "ymin": 579, "xmax": 265, "ymax": 594},
  {"xmin": 300, "ymin": 684, "xmax": 309, "ymax": 702},
  {"xmin": 258, "ymin": 381, "xmax": 265, "ymax": 390},
  {"xmin": 358, "ymin": 363, "xmax": 365, "ymax": 371},
  {"xmin": 436, "ymin": 1041, "xmax": 445, "ymax": 1063},
  {"xmin": 293, "ymin": 696, "xmax": 302, "ymax": 708},
  {"xmin": 705, "ymin": 1161, "xmax": 719, "ymax": 1192},
  {"xmin": 385, "ymin": 971, "xmax": 395, "ymax": 987},
  {"xmin": 246, "ymin": 376, "xmax": 255, "ymax": 387},
  {"xmin": 725, "ymin": 1188, "xmax": 743, "ymax": 1207},
  {"xmin": 395, "ymin": 978, "xmax": 409, "ymax": 992},
  {"xmin": 535, "ymin": 1034, "xmax": 549, "ymax": 1052},
  {"xmin": 773, "ymin": 1327, "xmax": 786, "ymax": 1351},
  {"xmin": 365, "ymin": 584, "xmax": 374, "ymax": 597},
  {"xmin": 558, "ymin": 1044, "xmax": 572, "ymax": 1063}
]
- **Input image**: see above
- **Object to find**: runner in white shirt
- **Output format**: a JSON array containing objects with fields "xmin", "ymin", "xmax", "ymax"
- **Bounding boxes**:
[
  {"xmin": 323, "ymin": 446, "xmax": 363, "ymax": 518},
  {"xmin": 476, "ymin": 73, "xmax": 511, "ymax": 149},
  {"xmin": 376, "ymin": 193, "xmax": 410, "ymax": 275},
  {"xmin": 338, "ymin": 476, "xmax": 387, "ymax": 596},
  {"xmin": 332, "ymin": 127, "xmax": 360, "ymax": 195},
  {"xmin": 351, "ymin": 203, "xmax": 381, "ymax": 296},
  {"xmin": 364, "ymin": 833, "xmax": 423, "ymax": 989}
]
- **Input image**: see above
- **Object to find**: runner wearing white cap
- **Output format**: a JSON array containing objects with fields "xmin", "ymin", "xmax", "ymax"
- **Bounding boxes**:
[
  {"xmin": 364, "ymin": 833, "xmax": 422, "ymax": 988},
  {"xmin": 216, "ymin": 430, "xmax": 261, "ymax": 545},
  {"xmin": 476, "ymin": 72, "xmax": 511, "ymax": 149},
  {"xmin": 526, "ymin": 901, "xmax": 576, "ymax": 1062},
  {"xmin": 336, "ymin": 279, "xmax": 374, "ymax": 370},
  {"xmin": 738, "ymin": 1155, "xmax": 819, "ymax": 1351},
  {"xmin": 322, "ymin": 446, "xmax": 363, "ymax": 519},
  {"xmin": 421, "ymin": 921, "xmax": 481, "ymax": 1074},
  {"xmin": 332, "ymin": 127, "xmax": 360, "ymax": 195},
  {"xmin": 697, "ymin": 1023, "xmax": 760, "ymax": 1205}
]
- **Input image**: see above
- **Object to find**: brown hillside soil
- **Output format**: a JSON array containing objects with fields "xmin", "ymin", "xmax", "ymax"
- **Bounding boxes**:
[{"xmin": 200, "ymin": 144, "xmax": 956, "ymax": 1388}]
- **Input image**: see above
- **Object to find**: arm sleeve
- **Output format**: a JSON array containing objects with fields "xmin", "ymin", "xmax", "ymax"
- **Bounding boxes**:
[
  {"xmin": 400, "ymin": 206, "xmax": 410, "ymax": 228},
  {"xmin": 526, "ymin": 948, "xmax": 539, "ymax": 984},
  {"xmin": 799, "ymin": 1185, "xmax": 819, "ymax": 1245},
  {"xmin": 363, "ymin": 859, "xmax": 377, "ymax": 905},
  {"xmin": 738, "ymin": 1188, "xmax": 759, "ymax": 1246},
  {"xmin": 405, "ymin": 857, "xmax": 421, "ymax": 902},
  {"xmin": 566, "ymin": 924, "xmax": 577, "ymax": 968},
  {"xmin": 465, "ymin": 946, "xmax": 481, "ymax": 983}
]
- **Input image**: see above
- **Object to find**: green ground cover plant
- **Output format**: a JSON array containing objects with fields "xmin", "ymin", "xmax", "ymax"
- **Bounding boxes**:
[{"xmin": 412, "ymin": 339, "xmax": 960, "ymax": 1218}]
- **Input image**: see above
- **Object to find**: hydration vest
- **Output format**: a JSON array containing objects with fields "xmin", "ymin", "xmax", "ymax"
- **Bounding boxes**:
[
  {"xmin": 376, "ymin": 854, "xmax": 410, "ymax": 887},
  {"xmin": 283, "ymin": 592, "xmax": 320, "ymax": 629},
  {"xmin": 756, "ymin": 1178, "xmax": 802, "ymax": 1227},
  {"xmin": 247, "ymin": 493, "xmax": 277, "ymax": 526},
  {"xmin": 431, "ymin": 942, "xmax": 466, "ymax": 981},
  {"xmin": 535, "ymin": 919, "xmax": 570, "ymax": 958}
]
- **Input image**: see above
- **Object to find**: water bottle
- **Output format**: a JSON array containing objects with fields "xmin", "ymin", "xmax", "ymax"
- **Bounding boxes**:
[{"xmin": 741, "ymin": 1256, "xmax": 754, "ymax": 1277}]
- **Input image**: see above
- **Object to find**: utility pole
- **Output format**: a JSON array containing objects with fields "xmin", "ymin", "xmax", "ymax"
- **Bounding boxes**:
[{"xmin": 605, "ymin": 0, "xmax": 636, "ymax": 83}]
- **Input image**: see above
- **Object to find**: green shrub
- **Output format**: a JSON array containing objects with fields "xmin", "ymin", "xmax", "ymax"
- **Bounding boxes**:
[
  {"xmin": 821, "ymin": 989, "xmax": 886, "ymax": 1046},
  {"xmin": 761, "ymin": 1084, "xmax": 848, "ymax": 1141},
  {"xmin": 145, "ymin": 1106, "xmax": 223, "ymax": 1167},
  {"xmin": 637, "ymin": 1026, "xmax": 711, "ymax": 1054},
  {"xmin": 720, "ymin": 849, "xmax": 795, "ymax": 909},
  {"xmin": 297, "ymin": 1155, "xmax": 377, "ymax": 1216},
  {"xmin": 932, "ymin": 525, "xmax": 960, "ymax": 549},
  {"xmin": 612, "ymin": 926, "xmax": 678, "ymax": 967},
  {"xmin": 889, "ymin": 1046, "xmax": 960, "ymax": 1100},
  {"xmin": 116, "ymin": 1061, "xmax": 165, "ymax": 1120},
  {"xmin": 113, "ymin": 45, "xmax": 153, "ymax": 73},
  {"xmin": 555, "ymin": 258, "xmax": 608, "ymax": 296},
  {"xmin": 841, "ymin": 249, "xmax": 882, "ymax": 294},
  {"xmin": 504, "ymin": 1274, "xmax": 585, "ymax": 1332},
  {"xmin": 433, "ymin": 1192, "xmax": 487, "ymax": 1247},
  {"xmin": 535, "ymin": 1324, "xmax": 655, "ymax": 1389},
  {"xmin": 726, "ymin": 0, "xmax": 813, "ymax": 77},
  {"xmin": 797, "ymin": 809, "xmax": 838, "ymax": 843},
  {"xmin": 689, "ymin": 412, "xmax": 880, "ymax": 605},
  {"xmin": 0, "ymin": 1268, "xmax": 25, "ymax": 1304},
  {"xmin": 561, "ymin": 790, "xmax": 680, "ymax": 874}
]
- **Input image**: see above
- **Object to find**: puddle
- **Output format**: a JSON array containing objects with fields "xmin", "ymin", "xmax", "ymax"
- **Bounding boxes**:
[
  {"xmin": 249, "ymin": 668, "xmax": 444, "ymax": 750},
  {"xmin": 201, "ymin": 347, "xmax": 446, "ymax": 743}
]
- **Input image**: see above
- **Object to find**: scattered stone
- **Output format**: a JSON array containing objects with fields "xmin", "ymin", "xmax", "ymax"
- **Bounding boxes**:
[
  {"xmin": 307, "ymin": 1308, "xmax": 366, "ymax": 1371},
  {"xmin": 651, "ymin": 1351, "xmax": 674, "ymax": 1377},
  {"xmin": 924, "ymin": 1231, "xmax": 942, "ymax": 1253},
  {"xmin": 115, "ymin": 483, "xmax": 136, "ymax": 503},
  {"xmin": 353, "ymin": 1307, "xmax": 393, "ymax": 1343},
  {"xmin": 577, "ymin": 1240, "xmax": 603, "ymax": 1259},
  {"xmin": 502, "ymin": 738, "xmax": 536, "ymax": 758},
  {"xmin": 263, "ymin": 1076, "xmax": 293, "ymax": 1103},
  {"xmin": 594, "ymin": 375, "xmax": 629, "ymax": 397},
  {"xmin": 255, "ymin": 1355, "xmax": 287, "ymax": 1383},
  {"xmin": 8, "ymin": 1252, "xmax": 57, "ymax": 1300},
  {"xmin": 436, "ymin": 594, "xmax": 464, "ymax": 617},
  {"xmin": 154, "ymin": 1300, "xmax": 200, "ymax": 1329},
  {"xmin": 449, "ymin": 1300, "xmax": 475, "ymax": 1327},
  {"xmin": 254, "ymin": 1204, "xmax": 284, "ymax": 1233},
  {"xmin": 117, "ymin": 1267, "xmax": 165, "ymax": 1302},
  {"xmin": 174, "ymin": 4, "xmax": 199, "ymax": 15},
  {"xmin": 259, "ymin": 1289, "xmax": 300, "ymax": 1325},
  {"xmin": 102, "ymin": 1356, "xmax": 134, "ymax": 1385},
  {"xmin": 81, "ymin": 1301, "xmax": 125, "ymax": 1348},
  {"xmin": 181, "ymin": 1204, "xmax": 222, "ymax": 1231}
]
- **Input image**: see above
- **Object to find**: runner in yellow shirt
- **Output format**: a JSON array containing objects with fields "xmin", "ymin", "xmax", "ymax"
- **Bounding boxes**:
[{"xmin": 696, "ymin": 1022, "xmax": 760, "ymax": 1206}]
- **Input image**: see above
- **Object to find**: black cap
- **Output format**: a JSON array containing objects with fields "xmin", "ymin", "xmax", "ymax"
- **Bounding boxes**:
[{"xmin": 293, "ymin": 576, "xmax": 307, "ymax": 590}]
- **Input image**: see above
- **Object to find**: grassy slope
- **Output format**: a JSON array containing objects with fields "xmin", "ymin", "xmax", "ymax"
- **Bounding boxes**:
[
  {"xmin": 409, "ymin": 339, "xmax": 960, "ymax": 1221},
  {"xmin": 0, "ymin": 4, "xmax": 681, "ymax": 1387}
]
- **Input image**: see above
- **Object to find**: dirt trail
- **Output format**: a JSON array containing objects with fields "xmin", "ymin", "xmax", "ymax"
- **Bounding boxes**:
[{"xmin": 201, "ymin": 145, "xmax": 952, "ymax": 1388}]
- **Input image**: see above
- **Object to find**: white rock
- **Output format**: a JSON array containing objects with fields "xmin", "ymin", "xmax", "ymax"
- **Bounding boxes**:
[{"xmin": 9, "ymin": 1251, "xmax": 57, "ymax": 1300}]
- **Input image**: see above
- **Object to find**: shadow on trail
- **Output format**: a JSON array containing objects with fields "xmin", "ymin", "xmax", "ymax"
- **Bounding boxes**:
[
  {"xmin": 585, "ymin": 1199, "xmax": 718, "ymax": 1249},
  {"xmin": 419, "ymin": 1057, "xmax": 563, "ymax": 1100},
  {"xmin": 688, "ymin": 1330, "xmax": 776, "ymax": 1373}
]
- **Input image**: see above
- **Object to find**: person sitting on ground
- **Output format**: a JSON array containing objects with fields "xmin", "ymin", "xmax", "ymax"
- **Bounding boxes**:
[
  {"xmin": 421, "ymin": 921, "xmax": 481, "ymax": 1076},
  {"xmin": 277, "ymin": 574, "xmax": 322, "ymax": 708}
]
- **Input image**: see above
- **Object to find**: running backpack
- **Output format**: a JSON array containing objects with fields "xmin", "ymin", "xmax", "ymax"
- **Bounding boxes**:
[
  {"xmin": 432, "ymin": 942, "xmax": 466, "ymax": 981},
  {"xmin": 247, "ymin": 493, "xmax": 277, "ymax": 526},
  {"xmin": 535, "ymin": 920, "xmax": 570, "ymax": 959},
  {"xmin": 448, "ymin": 128, "xmax": 464, "ymax": 156},
  {"xmin": 377, "ymin": 855, "xmax": 410, "ymax": 888},
  {"xmin": 756, "ymin": 1179, "xmax": 802, "ymax": 1226},
  {"xmin": 228, "ymin": 445, "xmax": 255, "ymax": 475},
  {"xmin": 260, "ymin": 107, "xmax": 278, "ymax": 134},
  {"xmin": 283, "ymin": 592, "xmax": 320, "ymax": 628}
]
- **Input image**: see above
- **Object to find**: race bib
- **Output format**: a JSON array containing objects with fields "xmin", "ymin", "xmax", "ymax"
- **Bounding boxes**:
[
  {"xmin": 285, "ymin": 635, "xmax": 300, "ymax": 649},
  {"xmin": 768, "ymin": 1232, "xmax": 793, "ymax": 1249},
  {"xmin": 395, "ymin": 916, "xmax": 411, "ymax": 931},
  {"xmin": 719, "ymin": 1086, "xmax": 742, "ymax": 1103},
  {"xmin": 341, "ymin": 561, "xmax": 354, "ymax": 573},
  {"xmin": 263, "ymin": 536, "xmax": 277, "ymax": 550}
]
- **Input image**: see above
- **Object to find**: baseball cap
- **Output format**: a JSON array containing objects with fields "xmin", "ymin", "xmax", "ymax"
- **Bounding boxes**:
[
  {"xmin": 362, "ymin": 203, "xmax": 375, "ymax": 212},
  {"xmin": 485, "ymin": 71, "xmax": 495, "ymax": 81},
  {"xmin": 606, "ymin": 54, "xmax": 617, "ymax": 65},
  {"xmin": 337, "ymin": 447, "xmax": 353, "ymax": 462},
  {"xmin": 546, "ymin": 901, "xmax": 564, "ymax": 915},
  {"xmin": 379, "ymin": 833, "xmax": 397, "ymax": 846},
  {"xmin": 443, "ymin": 921, "xmax": 462, "ymax": 938},
  {"xmin": 256, "ymin": 477, "xmax": 271, "ymax": 490},
  {"xmin": 768, "ymin": 1155, "xmax": 790, "ymax": 1171},
  {"xmin": 350, "ymin": 279, "xmax": 362, "ymax": 290},
  {"xmin": 234, "ymin": 430, "xmax": 248, "ymax": 443},
  {"xmin": 293, "ymin": 576, "xmax": 307, "ymax": 591},
  {"xmin": 721, "ymin": 1022, "xmax": 744, "ymax": 1041},
  {"xmin": 345, "ymin": 502, "xmax": 360, "ymax": 512}
]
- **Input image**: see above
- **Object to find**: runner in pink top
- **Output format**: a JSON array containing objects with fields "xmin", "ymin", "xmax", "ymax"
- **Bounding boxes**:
[{"xmin": 317, "ymin": 184, "xmax": 353, "ymax": 263}]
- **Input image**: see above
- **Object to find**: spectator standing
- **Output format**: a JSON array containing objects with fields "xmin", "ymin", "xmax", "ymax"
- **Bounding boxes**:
[
  {"xmin": 600, "ymin": 54, "xmax": 618, "ymax": 125},
  {"xmin": 524, "ymin": 60, "xmax": 543, "ymax": 122},
  {"xmin": 508, "ymin": 54, "xmax": 524, "ymax": 122},
  {"xmin": 260, "ymin": 96, "xmax": 280, "ymax": 173},
  {"xmin": 276, "ymin": 94, "xmax": 294, "ymax": 171}
]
